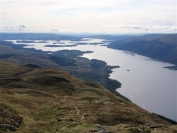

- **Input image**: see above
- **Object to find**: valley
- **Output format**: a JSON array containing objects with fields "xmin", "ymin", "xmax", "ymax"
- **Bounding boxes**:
[{"xmin": 0, "ymin": 33, "xmax": 177, "ymax": 132}]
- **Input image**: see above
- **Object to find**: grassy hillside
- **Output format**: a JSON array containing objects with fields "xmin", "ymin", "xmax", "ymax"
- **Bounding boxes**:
[
  {"xmin": 0, "ymin": 61, "xmax": 176, "ymax": 133},
  {"xmin": 109, "ymin": 34, "xmax": 177, "ymax": 65},
  {"xmin": 0, "ymin": 41, "xmax": 121, "ymax": 92}
]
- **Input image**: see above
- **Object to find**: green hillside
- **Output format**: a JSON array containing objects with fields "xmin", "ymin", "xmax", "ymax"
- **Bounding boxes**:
[{"xmin": 0, "ymin": 61, "xmax": 176, "ymax": 133}]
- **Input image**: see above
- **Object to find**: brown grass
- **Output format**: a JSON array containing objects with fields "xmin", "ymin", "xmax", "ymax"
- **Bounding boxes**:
[{"xmin": 0, "ymin": 61, "xmax": 176, "ymax": 133}]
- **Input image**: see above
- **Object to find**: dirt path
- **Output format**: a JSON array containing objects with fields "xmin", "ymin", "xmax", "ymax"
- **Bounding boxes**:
[{"xmin": 61, "ymin": 105, "xmax": 84, "ymax": 131}]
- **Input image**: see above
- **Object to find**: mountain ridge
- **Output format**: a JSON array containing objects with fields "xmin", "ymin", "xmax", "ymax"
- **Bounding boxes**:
[{"xmin": 109, "ymin": 34, "xmax": 177, "ymax": 66}]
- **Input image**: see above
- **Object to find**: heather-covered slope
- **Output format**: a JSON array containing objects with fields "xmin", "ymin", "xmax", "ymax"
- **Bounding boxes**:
[{"xmin": 0, "ymin": 61, "xmax": 176, "ymax": 133}]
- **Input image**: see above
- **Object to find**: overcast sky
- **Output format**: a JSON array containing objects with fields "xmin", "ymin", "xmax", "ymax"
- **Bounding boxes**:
[{"xmin": 0, "ymin": 0, "xmax": 176, "ymax": 34}]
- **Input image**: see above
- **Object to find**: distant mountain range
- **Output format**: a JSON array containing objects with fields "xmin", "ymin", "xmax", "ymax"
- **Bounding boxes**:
[{"xmin": 109, "ymin": 34, "xmax": 177, "ymax": 65}]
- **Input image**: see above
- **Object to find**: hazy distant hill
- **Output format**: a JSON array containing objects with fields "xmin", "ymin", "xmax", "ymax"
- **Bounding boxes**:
[
  {"xmin": 0, "ymin": 33, "xmax": 82, "ymax": 41},
  {"xmin": 109, "ymin": 34, "xmax": 177, "ymax": 65}
]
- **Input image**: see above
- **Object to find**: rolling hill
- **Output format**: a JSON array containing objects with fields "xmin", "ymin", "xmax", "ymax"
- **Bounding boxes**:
[
  {"xmin": 0, "ymin": 41, "xmax": 121, "ymax": 94},
  {"xmin": 0, "ymin": 61, "xmax": 177, "ymax": 133}
]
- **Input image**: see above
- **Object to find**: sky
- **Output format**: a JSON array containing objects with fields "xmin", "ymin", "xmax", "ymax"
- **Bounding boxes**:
[{"xmin": 0, "ymin": 0, "xmax": 176, "ymax": 34}]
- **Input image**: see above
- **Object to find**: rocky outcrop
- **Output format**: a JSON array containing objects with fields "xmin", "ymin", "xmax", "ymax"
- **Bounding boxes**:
[{"xmin": 0, "ymin": 103, "xmax": 23, "ymax": 131}]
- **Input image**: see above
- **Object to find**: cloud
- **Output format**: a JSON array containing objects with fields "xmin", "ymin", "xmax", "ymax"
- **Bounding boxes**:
[
  {"xmin": 50, "ymin": 29, "xmax": 58, "ymax": 32},
  {"xmin": 1, "ymin": 0, "xmax": 176, "ymax": 33},
  {"xmin": 2, "ymin": 25, "xmax": 14, "ymax": 31},
  {"xmin": 104, "ymin": 25, "xmax": 176, "ymax": 33},
  {"xmin": 123, "ymin": 26, "xmax": 149, "ymax": 31},
  {"xmin": 1, "ymin": 25, "xmax": 26, "ymax": 31},
  {"xmin": 19, "ymin": 25, "xmax": 26, "ymax": 29},
  {"xmin": 18, "ymin": 25, "xmax": 26, "ymax": 30}
]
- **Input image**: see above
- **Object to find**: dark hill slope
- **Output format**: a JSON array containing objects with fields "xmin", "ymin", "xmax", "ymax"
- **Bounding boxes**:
[
  {"xmin": 0, "ymin": 42, "xmax": 121, "ymax": 92},
  {"xmin": 0, "ymin": 61, "xmax": 176, "ymax": 133},
  {"xmin": 159, "ymin": 34, "xmax": 177, "ymax": 45},
  {"xmin": 109, "ymin": 34, "xmax": 177, "ymax": 65}
]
